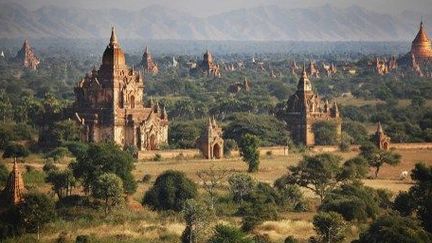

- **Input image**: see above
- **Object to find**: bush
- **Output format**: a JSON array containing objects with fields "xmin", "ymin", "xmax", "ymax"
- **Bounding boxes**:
[
  {"xmin": 76, "ymin": 235, "xmax": 90, "ymax": 243},
  {"xmin": 208, "ymin": 224, "xmax": 253, "ymax": 243},
  {"xmin": 357, "ymin": 215, "xmax": 432, "ymax": 243},
  {"xmin": 45, "ymin": 147, "xmax": 70, "ymax": 161},
  {"xmin": 42, "ymin": 159, "xmax": 58, "ymax": 173},
  {"xmin": 153, "ymin": 153, "xmax": 162, "ymax": 161},
  {"xmin": 142, "ymin": 170, "xmax": 197, "ymax": 211},
  {"xmin": 313, "ymin": 212, "xmax": 348, "ymax": 243},
  {"xmin": 142, "ymin": 174, "xmax": 152, "ymax": 183},
  {"xmin": 62, "ymin": 141, "xmax": 88, "ymax": 158}
]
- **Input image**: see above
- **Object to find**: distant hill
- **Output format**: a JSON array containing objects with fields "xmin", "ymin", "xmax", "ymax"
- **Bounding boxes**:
[{"xmin": 0, "ymin": 3, "xmax": 430, "ymax": 41}]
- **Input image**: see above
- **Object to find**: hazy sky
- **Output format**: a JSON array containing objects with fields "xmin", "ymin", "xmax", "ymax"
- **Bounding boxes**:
[{"xmin": 4, "ymin": 0, "xmax": 432, "ymax": 16}]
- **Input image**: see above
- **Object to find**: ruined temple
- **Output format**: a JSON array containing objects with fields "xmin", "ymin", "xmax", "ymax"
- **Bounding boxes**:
[
  {"xmin": 140, "ymin": 46, "xmax": 159, "ymax": 74},
  {"xmin": 279, "ymin": 66, "xmax": 341, "ymax": 146},
  {"xmin": 197, "ymin": 118, "xmax": 224, "ymax": 159},
  {"xmin": 375, "ymin": 57, "xmax": 389, "ymax": 75},
  {"xmin": 227, "ymin": 77, "xmax": 251, "ymax": 94},
  {"xmin": 374, "ymin": 122, "xmax": 390, "ymax": 150},
  {"xmin": 307, "ymin": 61, "xmax": 320, "ymax": 78},
  {"xmin": 323, "ymin": 63, "xmax": 337, "ymax": 77},
  {"xmin": 15, "ymin": 40, "xmax": 40, "ymax": 70},
  {"xmin": 73, "ymin": 27, "xmax": 168, "ymax": 151},
  {"xmin": 411, "ymin": 21, "xmax": 432, "ymax": 60},
  {"xmin": 2, "ymin": 160, "xmax": 25, "ymax": 206},
  {"xmin": 192, "ymin": 50, "xmax": 221, "ymax": 77}
]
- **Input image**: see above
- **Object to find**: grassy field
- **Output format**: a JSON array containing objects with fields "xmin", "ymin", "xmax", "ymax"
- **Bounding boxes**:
[{"xmin": 5, "ymin": 148, "xmax": 432, "ymax": 242}]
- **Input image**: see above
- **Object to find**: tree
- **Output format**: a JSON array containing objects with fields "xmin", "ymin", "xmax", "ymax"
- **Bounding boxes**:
[
  {"xmin": 238, "ymin": 134, "xmax": 260, "ymax": 173},
  {"xmin": 360, "ymin": 143, "xmax": 401, "ymax": 178},
  {"xmin": 395, "ymin": 163, "xmax": 432, "ymax": 233},
  {"xmin": 312, "ymin": 121, "xmax": 339, "ymax": 145},
  {"xmin": 228, "ymin": 173, "xmax": 255, "ymax": 203},
  {"xmin": 181, "ymin": 199, "xmax": 213, "ymax": 243},
  {"xmin": 238, "ymin": 183, "xmax": 279, "ymax": 231},
  {"xmin": 196, "ymin": 165, "xmax": 232, "ymax": 209},
  {"xmin": 319, "ymin": 183, "xmax": 381, "ymax": 222},
  {"xmin": 91, "ymin": 173, "xmax": 124, "ymax": 216},
  {"xmin": 208, "ymin": 224, "xmax": 253, "ymax": 243},
  {"xmin": 71, "ymin": 142, "xmax": 137, "ymax": 194},
  {"xmin": 285, "ymin": 153, "xmax": 342, "ymax": 202},
  {"xmin": 142, "ymin": 170, "xmax": 197, "ymax": 211},
  {"xmin": 338, "ymin": 156, "xmax": 369, "ymax": 181},
  {"xmin": 357, "ymin": 215, "xmax": 432, "ymax": 243},
  {"xmin": 0, "ymin": 163, "xmax": 8, "ymax": 187},
  {"xmin": 46, "ymin": 169, "xmax": 76, "ymax": 200},
  {"xmin": 2, "ymin": 143, "xmax": 30, "ymax": 162},
  {"xmin": 18, "ymin": 193, "xmax": 56, "ymax": 240},
  {"xmin": 313, "ymin": 212, "xmax": 348, "ymax": 243}
]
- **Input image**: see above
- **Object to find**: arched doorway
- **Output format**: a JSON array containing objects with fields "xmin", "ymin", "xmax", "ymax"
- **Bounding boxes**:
[
  {"xmin": 383, "ymin": 142, "xmax": 389, "ymax": 150},
  {"xmin": 148, "ymin": 134, "xmax": 156, "ymax": 150},
  {"xmin": 213, "ymin": 143, "xmax": 222, "ymax": 159},
  {"xmin": 130, "ymin": 95, "xmax": 135, "ymax": 108}
]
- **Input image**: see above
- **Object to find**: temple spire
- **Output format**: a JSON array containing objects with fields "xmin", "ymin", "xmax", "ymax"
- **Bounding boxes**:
[
  {"xmin": 377, "ymin": 122, "xmax": 383, "ymax": 133},
  {"xmin": 3, "ymin": 160, "xmax": 25, "ymax": 205},
  {"xmin": 110, "ymin": 26, "xmax": 118, "ymax": 45}
]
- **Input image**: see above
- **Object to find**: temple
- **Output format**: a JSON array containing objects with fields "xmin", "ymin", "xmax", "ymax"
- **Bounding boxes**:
[
  {"xmin": 1, "ymin": 160, "xmax": 25, "ymax": 206},
  {"xmin": 374, "ymin": 122, "xmax": 390, "ymax": 150},
  {"xmin": 410, "ymin": 21, "xmax": 432, "ymax": 60},
  {"xmin": 278, "ymin": 66, "xmax": 341, "ymax": 146},
  {"xmin": 15, "ymin": 40, "xmax": 40, "ymax": 70},
  {"xmin": 140, "ymin": 46, "xmax": 159, "ymax": 74},
  {"xmin": 197, "ymin": 117, "xmax": 224, "ymax": 159},
  {"xmin": 73, "ymin": 27, "xmax": 168, "ymax": 151},
  {"xmin": 191, "ymin": 50, "xmax": 221, "ymax": 77}
]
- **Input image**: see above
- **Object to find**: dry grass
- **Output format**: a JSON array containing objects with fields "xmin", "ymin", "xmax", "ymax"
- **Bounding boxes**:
[{"xmin": 257, "ymin": 219, "xmax": 314, "ymax": 241}]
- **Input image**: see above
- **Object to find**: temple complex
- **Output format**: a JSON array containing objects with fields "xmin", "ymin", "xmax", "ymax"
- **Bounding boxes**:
[
  {"xmin": 374, "ymin": 122, "xmax": 390, "ymax": 150},
  {"xmin": 191, "ymin": 50, "xmax": 221, "ymax": 77},
  {"xmin": 2, "ymin": 161, "xmax": 25, "ymax": 206},
  {"xmin": 410, "ymin": 21, "xmax": 432, "ymax": 60},
  {"xmin": 197, "ymin": 118, "xmax": 224, "ymax": 159},
  {"xmin": 15, "ymin": 40, "xmax": 40, "ymax": 70},
  {"xmin": 73, "ymin": 27, "xmax": 168, "ymax": 151},
  {"xmin": 278, "ymin": 66, "xmax": 341, "ymax": 146},
  {"xmin": 140, "ymin": 46, "xmax": 159, "ymax": 74}
]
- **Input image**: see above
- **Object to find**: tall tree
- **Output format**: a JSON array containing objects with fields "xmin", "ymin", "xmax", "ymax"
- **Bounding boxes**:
[
  {"xmin": 91, "ymin": 173, "xmax": 124, "ymax": 216},
  {"xmin": 360, "ymin": 143, "xmax": 401, "ymax": 178},
  {"xmin": 238, "ymin": 134, "xmax": 260, "ymax": 173},
  {"xmin": 71, "ymin": 142, "xmax": 137, "ymax": 194},
  {"xmin": 284, "ymin": 153, "xmax": 343, "ymax": 202}
]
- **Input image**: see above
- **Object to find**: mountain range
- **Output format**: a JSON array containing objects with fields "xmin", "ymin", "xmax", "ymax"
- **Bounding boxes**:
[{"xmin": 0, "ymin": 3, "xmax": 430, "ymax": 41}]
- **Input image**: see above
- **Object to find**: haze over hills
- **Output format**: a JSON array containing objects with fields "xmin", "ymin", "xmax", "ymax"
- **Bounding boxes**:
[{"xmin": 0, "ymin": 3, "xmax": 431, "ymax": 41}]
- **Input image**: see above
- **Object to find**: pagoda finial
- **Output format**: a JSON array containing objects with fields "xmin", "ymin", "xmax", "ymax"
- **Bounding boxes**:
[
  {"xmin": 110, "ymin": 26, "xmax": 118, "ymax": 45},
  {"xmin": 377, "ymin": 122, "xmax": 383, "ymax": 133},
  {"xmin": 145, "ymin": 45, "xmax": 149, "ymax": 54}
]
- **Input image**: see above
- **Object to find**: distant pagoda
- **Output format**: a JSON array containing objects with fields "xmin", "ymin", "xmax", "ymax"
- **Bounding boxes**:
[
  {"xmin": 140, "ymin": 46, "xmax": 159, "ymax": 74},
  {"xmin": 2, "ymin": 160, "xmax": 25, "ymax": 206},
  {"xmin": 15, "ymin": 40, "xmax": 40, "ymax": 70},
  {"xmin": 411, "ymin": 21, "xmax": 432, "ymax": 60}
]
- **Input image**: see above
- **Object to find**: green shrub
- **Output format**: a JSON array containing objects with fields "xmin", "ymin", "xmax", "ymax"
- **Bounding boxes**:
[{"xmin": 142, "ymin": 170, "xmax": 197, "ymax": 211}]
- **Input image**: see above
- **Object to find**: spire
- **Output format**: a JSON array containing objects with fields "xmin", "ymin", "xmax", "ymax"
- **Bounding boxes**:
[
  {"xmin": 377, "ymin": 122, "xmax": 383, "ymax": 134},
  {"xmin": 144, "ymin": 45, "xmax": 149, "ymax": 54},
  {"xmin": 110, "ymin": 26, "xmax": 118, "ymax": 46},
  {"xmin": 162, "ymin": 106, "xmax": 168, "ymax": 120},
  {"xmin": 3, "ymin": 160, "xmax": 25, "ymax": 205},
  {"xmin": 297, "ymin": 63, "xmax": 312, "ymax": 92}
]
